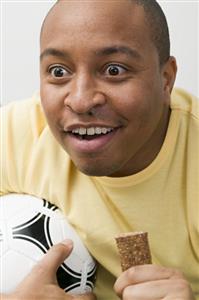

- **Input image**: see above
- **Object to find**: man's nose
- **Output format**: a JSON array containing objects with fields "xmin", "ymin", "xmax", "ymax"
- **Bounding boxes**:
[{"xmin": 64, "ymin": 74, "xmax": 106, "ymax": 115}]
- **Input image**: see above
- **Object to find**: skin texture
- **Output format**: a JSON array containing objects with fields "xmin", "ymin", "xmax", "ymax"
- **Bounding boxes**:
[
  {"xmin": 114, "ymin": 265, "xmax": 195, "ymax": 300},
  {"xmin": 40, "ymin": 0, "xmax": 177, "ymax": 177},
  {"xmin": 1, "ymin": 240, "xmax": 96, "ymax": 300}
]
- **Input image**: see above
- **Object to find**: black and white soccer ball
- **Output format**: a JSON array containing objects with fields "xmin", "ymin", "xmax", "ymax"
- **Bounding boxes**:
[{"xmin": 0, "ymin": 193, "xmax": 96, "ymax": 294}]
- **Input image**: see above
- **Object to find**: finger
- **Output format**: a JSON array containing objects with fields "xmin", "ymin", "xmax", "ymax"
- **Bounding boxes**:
[
  {"xmin": 121, "ymin": 279, "xmax": 193, "ymax": 300},
  {"xmin": 33, "ymin": 239, "xmax": 73, "ymax": 283},
  {"xmin": 121, "ymin": 279, "xmax": 172, "ymax": 300},
  {"xmin": 114, "ymin": 264, "xmax": 183, "ymax": 297},
  {"xmin": 73, "ymin": 293, "xmax": 96, "ymax": 300}
]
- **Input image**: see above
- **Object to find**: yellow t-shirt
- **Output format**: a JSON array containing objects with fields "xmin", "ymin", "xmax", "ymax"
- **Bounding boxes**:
[{"xmin": 1, "ymin": 88, "xmax": 199, "ymax": 299}]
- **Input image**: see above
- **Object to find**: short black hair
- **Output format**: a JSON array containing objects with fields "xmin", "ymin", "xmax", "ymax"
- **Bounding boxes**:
[
  {"xmin": 131, "ymin": 0, "xmax": 170, "ymax": 65},
  {"xmin": 41, "ymin": 0, "xmax": 170, "ymax": 66}
]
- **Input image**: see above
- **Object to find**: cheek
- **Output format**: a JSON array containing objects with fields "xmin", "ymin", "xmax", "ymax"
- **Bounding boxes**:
[
  {"xmin": 114, "ymin": 84, "xmax": 164, "ymax": 136},
  {"xmin": 125, "ymin": 76, "xmax": 163, "ymax": 113},
  {"xmin": 111, "ymin": 87, "xmax": 150, "ymax": 123},
  {"xmin": 40, "ymin": 85, "xmax": 64, "ymax": 121}
]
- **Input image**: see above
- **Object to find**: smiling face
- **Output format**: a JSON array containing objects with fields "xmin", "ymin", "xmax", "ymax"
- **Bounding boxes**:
[{"xmin": 40, "ymin": 0, "xmax": 176, "ymax": 177}]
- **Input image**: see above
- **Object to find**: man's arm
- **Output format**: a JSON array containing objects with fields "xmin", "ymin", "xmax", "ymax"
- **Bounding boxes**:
[{"xmin": 1, "ymin": 240, "xmax": 96, "ymax": 300}]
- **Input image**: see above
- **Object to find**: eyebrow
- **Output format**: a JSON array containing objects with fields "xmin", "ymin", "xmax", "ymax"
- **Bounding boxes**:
[
  {"xmin": 95, "ymin": 45, "xmax": 141, "ymax": 60},
  {"xmin": 40, "ymin": 48, "xmax": 69, "ymax": 61},
  {"xmin": 40, "ymin": 45, "xmax": 141, "ymax": 61}
]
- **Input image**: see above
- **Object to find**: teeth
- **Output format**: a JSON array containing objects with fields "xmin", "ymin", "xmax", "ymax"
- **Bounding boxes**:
[
  {"xmin": 87, "ymin": 127, "xmax": 95, "ymax": 135},
  {"xmin": 73, "ymin": 128, "xmax": 79, "ymax": 134},
  {"xmin": 95, "ymin": 127, "xmax": 102, "ymax": 134},
  {"xmin": 71, "ymin": 127, "xmax": 113, "ymax": 135},
  {"xmin": 102, "ymin": 128, "xmax": 108, "ymax": 134},
  {"xmin": 79, "ymin": 128, "xmax": 87, "ymax": 135}
]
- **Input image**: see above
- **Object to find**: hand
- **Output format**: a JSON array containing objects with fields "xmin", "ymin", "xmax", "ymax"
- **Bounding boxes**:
[
  {"xmin": 114, "ymin": 264, "xmax": 195, "ymax": 300},
  {"xmin": 1, "ymin": 239, "xmax": 96, "ymax": 300}
]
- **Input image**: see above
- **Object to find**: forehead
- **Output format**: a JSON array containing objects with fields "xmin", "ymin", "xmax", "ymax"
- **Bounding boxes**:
[{"xmin": 40, "ymin": 0, "xmax": 153, "ymax": 57}]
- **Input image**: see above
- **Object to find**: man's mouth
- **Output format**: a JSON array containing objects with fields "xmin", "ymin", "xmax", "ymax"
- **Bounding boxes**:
[
  {"xmin": 69, "ymin": 126, "xmax": 114, "ymax": 140},
  {"xmin": 63, "ymin": 125, "xmax": 120, "ymax": 152}
]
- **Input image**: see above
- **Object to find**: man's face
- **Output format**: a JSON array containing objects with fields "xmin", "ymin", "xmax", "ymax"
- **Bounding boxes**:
[{"xmin": 40, "ymin": 0, "xmax": 173, "ymax": 177}]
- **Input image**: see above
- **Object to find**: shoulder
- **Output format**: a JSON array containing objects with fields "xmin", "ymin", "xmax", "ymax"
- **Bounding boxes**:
[
  {"xmin": 0, "ymin": 94, "xmax": 72, "ymax": 196},
  {"xmin": 171, "ymin": 88, "xmax": 199, "ymax": 120},
  {"xmin": 1, "ymin": 93, "xmax": 47, "ymax": 140}
]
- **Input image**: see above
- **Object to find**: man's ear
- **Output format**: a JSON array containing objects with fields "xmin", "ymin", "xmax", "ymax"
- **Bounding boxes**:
[{"xmin": 161, "ymin": 56, "xmax": 177, "ymax": 94}]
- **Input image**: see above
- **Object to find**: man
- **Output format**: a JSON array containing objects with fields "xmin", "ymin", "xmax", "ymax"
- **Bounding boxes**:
[{"xmin": 1, "ymin": 0, "xmax": 198, "ymax": 299}]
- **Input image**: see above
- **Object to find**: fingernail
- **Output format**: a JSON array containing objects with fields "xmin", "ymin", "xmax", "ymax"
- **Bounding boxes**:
[{"xmin": 61, "ymin": 239, "xmax": 73, "ymax": 248}]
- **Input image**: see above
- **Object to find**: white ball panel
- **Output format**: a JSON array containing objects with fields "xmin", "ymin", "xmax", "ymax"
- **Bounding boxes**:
[
  {"xmin": 11, "ymin": 210, "xmax": 42, "ymax": 231},
  {"xmin": 9, "ymin": 238, "xmax": 44, "ymax": 261},
  {"xmin": 0, "ymin": 236, "xmax": 9, "ymax": 255},
  {"xmin": 1, "ymin": 194, "xmax": 43, "ymax": 221},
  {"xmin": 49, "ymin": 217, "xmax": 94, "ymax": 272},
  {"xmin": 60, "ymin": 218, "xmax": 93, "ymax": 262},
  {"xmin": 44, "ymin": 213, "xmax": 63, "ymax": 246},
  {"xmin": 1, "ymin": 250, "xmax": 35, "ymax": 293}
]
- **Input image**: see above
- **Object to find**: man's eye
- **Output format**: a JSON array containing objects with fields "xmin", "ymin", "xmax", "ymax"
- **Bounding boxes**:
[
  {"xmin": 105, "ymin": 65, "xmax": 127, "ymax": 76},
  {"xmin": 49, "ymin": 66, "xmax": 69, "ymax": 78}
]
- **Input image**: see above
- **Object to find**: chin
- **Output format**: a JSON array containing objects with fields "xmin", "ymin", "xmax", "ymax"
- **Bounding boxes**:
[
  {"xmin": 73, "ymin": 160, "xmax": 118, "ymax": 177},
  {"xmin": 77, "ymin": 165, "xmax": 108, "ymax": 177}
]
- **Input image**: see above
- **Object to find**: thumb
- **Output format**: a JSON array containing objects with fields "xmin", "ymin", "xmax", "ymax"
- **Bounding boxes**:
[
  {"xmin": 34, "ymin": 239, "xmax": 73, "ymax": 283},
  {"xmin": 75, "ymin": 293, "xmax": 97, "ymax": 300}
]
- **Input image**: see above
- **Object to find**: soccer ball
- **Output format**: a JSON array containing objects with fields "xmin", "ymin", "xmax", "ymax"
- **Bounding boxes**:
[{"xmin": 0, "ymin": 193, "xmax": 96, "ymax": 294}]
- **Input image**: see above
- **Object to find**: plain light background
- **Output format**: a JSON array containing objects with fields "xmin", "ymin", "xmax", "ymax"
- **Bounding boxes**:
[{"xmin": 1, "ymin": 0, "xmax": 199, "ymax": 105}]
